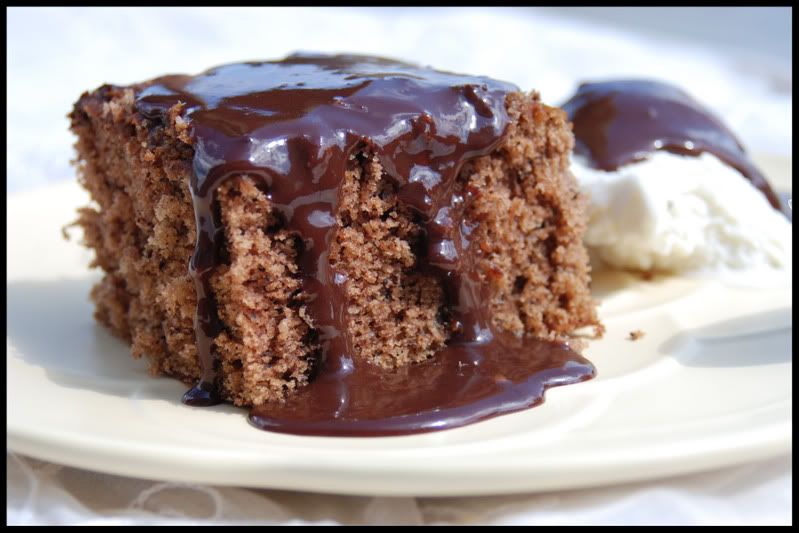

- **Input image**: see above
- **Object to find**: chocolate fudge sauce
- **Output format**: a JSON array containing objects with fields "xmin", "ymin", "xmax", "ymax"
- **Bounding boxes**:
[
  {"xmin": 136, "ymin": 54, "xmax": 594, "ymax": 436},
  {"xmin": 562, "ymin": 80, "xmax": 782, "ymax": 211}
]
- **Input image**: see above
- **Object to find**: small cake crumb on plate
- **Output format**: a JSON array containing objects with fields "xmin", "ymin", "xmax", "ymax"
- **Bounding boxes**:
[{"xmin": 628, "ymin": 330, "xmax": 646, "ymax": 341}]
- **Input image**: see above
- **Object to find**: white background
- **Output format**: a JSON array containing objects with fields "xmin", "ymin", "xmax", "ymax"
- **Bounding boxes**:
[
  {"xmin": 6, "ymin": 6, "xmax": 792, "ymax": 525},
  {"xmin": 6, "ymin": 6, "xmax": 792, "ymax": 193}
]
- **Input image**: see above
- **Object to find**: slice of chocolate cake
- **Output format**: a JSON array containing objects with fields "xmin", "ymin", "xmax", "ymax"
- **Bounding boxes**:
[{"xmin": 70, "ymin": 54, "xmax": 601, "ymax": 436}]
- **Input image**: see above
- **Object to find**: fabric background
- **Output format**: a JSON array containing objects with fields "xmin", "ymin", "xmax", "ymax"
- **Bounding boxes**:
[
  {"xmin": 6, "ymin": 453, "xmax": 791, "ymax": 525},
  {"xmin": 6, "ymin": 7, "xmax": 792, "ymax": 525}
]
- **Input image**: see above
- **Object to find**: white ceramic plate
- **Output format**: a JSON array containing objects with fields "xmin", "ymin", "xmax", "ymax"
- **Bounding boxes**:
[{"xmin": 6, "ymin": 178, "xmax": 792, "ymax": 497}]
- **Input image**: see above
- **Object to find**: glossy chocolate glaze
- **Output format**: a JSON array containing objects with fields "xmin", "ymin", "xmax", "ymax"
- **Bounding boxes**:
[
  {"xmin": 136, "ymin": 53, "xmax": 594, "ymax": 436},
  {"xmin": 562, "ymin": 80, "xmax": 782, "ymax": 211},
  {"xmin": 250, "ymin": 333, "xmax": 593, "ymax": 437}
]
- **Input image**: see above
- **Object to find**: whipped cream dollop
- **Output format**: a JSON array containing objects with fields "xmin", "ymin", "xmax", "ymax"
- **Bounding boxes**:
[{"xmin": 572, "ymin": 152, "xmax": 792, "ymax": 284}]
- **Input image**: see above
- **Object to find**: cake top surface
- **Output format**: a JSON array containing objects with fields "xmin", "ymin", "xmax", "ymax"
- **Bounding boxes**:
[
  {"xmin": 138, "ymin": 53, "xmax": 518, "ymax": 124},
  {"xmin": 136, "ymin": 53, "xmax": 518, "ymax": 190},
  {"xmin": 561, "ymin": 79, "xmax": 780, "ymax": 210}
]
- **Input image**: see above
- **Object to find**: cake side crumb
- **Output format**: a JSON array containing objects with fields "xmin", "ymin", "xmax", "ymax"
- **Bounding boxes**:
[{"xmin": 463, "ymin": 92, "xmax": 601, "ymax": 341}]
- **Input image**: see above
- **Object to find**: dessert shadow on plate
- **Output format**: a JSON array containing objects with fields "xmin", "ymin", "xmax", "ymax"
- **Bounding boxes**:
[
  {"xmin": 659, "ymin": 308, "xmax": 792, "ymax": 368},
  {"xmin": 7, "ymin": 278, "xmax": 202, "ymax": 404}
]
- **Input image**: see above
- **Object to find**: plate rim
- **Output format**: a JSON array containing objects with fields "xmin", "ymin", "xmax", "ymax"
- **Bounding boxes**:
[{"xmin": 6, "ymin": 412, "xmax": 790, "ymax": 496}]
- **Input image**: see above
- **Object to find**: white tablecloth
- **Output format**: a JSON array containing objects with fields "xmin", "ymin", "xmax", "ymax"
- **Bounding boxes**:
[
  {"xmin": 7, "ymin": 7, "xmax": 791, "ymax": 525},
  {"xmin": 7, "ymin": 453, "xmax": 791, "ymax": 525}
]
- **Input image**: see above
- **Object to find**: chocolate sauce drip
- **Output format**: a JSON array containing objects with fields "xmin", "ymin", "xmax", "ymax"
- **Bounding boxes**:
[
  {"xmin": 136, "ymin": 54, "xmax": 594, "ymax": 435},
  {"xmin": 562, "ymin": 80, "xmax": 782, "ymax": 211}
]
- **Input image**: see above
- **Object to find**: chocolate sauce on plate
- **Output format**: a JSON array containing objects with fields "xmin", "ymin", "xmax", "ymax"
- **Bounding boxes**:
[
  {"xmin": 137, "ymin": 54, "xmax": 594, "ymax": 436},
  {"xmin": 562, "ymin": 80, "xmax": 781, "ymax": 211}
]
